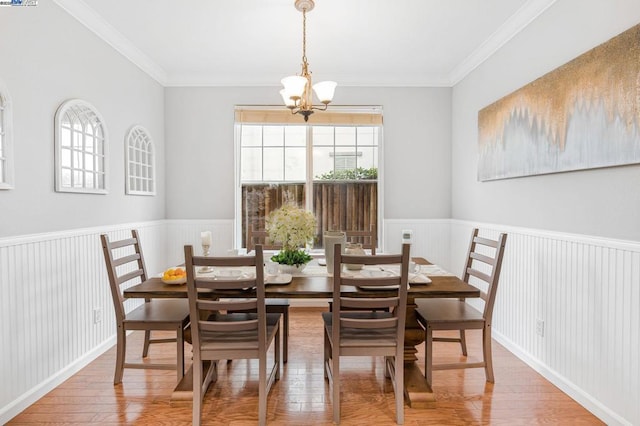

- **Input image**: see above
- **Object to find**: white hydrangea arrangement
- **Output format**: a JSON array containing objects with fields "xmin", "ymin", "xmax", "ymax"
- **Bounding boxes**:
[{"xmin": 265, "ymin": 203, "xmax": 316, "ymax": 266}]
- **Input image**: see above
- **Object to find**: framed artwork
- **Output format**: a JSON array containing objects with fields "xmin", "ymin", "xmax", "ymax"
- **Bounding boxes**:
[{"xmin": 478, "ymin": 23, "xmax": 640, "ymax": 181}]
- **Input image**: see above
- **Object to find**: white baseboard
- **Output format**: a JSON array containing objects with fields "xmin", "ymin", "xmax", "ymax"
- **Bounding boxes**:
[{"xmin": 492, "ymin": 331, "xmax": 630, "ymax": 426}]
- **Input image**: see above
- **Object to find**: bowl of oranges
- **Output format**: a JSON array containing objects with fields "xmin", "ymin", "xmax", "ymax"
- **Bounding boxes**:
[{"xmin": 161, "ymin": 267, "xmax": 187, "ymax": 284}]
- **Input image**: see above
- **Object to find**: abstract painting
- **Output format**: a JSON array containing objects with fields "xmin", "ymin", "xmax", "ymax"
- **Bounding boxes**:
[{"xmin": 478, "ymin": 23, "xmax": 640, "ymax": 181}]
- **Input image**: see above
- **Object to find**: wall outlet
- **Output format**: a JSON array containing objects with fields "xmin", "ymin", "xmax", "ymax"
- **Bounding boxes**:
[
  {"xmin": 536, "ymin": 319, "xmax": 544, "ymax": 337},
  {"xmin": 93, "ymin": 307, "xmax": 102, "ymax": 325}
]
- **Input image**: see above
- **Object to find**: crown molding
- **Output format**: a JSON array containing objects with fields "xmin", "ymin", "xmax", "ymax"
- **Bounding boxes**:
[
  {"xmin": 53, "ymin": 0, "xmax": 555, "ymax": 88},
  {"xmin": 448, "ymin": 0, "xmax": 558, "ymax": 85},
  {"xmin": 52, "ymin": 0, "xmax": 168, "ymax": 85}
]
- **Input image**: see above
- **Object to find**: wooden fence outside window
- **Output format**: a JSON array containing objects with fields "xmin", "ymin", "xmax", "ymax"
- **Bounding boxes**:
[{"xmin": 242, "ymin": 181, "xmax": 377, "ymax": 249}]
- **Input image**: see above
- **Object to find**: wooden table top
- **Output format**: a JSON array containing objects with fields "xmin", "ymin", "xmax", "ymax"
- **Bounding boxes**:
[{"xmin": 124, "ymin": 257, "xmax": 480, "ymax": 300}]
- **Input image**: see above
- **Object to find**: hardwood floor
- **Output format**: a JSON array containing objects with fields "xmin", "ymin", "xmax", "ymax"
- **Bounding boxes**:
[{"xmin": 9, "ymin": 308, "xmax": 603, "ymax": 425}]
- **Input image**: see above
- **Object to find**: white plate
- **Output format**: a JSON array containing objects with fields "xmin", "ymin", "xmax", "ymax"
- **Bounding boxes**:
[
  {"xmin": 161, "ymin": 276, "xmax": 186, "ymax": 285},
  {"xmin": 266, "ymin": 273, "xmax": 293, "ymax": 285},
  {"xmin": 360, "ymin": 269, "xmax": 395, "ymax": 278},
  {"xmin": 215, "ymin": 269, "xmax": 244, "ymax": 278}
]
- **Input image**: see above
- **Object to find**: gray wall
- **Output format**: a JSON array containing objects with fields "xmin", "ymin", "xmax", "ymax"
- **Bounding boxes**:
[
  {"xmin": 451, "ymin": 0, "xmax": 640, "ymax": 241},
  {"xmin": 0, "ymin": 1, "xmax": 165, "ymax": 238},
  {"xmin": 164, "ymin": 86, "xmax": 452, "ymax": 221}
]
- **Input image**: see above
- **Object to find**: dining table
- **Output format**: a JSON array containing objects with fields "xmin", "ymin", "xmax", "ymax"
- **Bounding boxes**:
[{"xmin": 123, "ymin": 256, "xmax": 480, "ymax": 408}]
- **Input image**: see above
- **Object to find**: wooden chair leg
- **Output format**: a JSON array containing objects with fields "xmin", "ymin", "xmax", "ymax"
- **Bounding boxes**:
[
  {"xmin": 259, "ymin": 352, "xmax": 267, "ymax": 426},
  {"xmin": 395, "ymin": 356, "xmax": 404, "ymax": 425},
  {"xmin": 459, "ymin": 329, "xmax": 468, "ymax": 356},
  {"xmin": 332, "ymin": 347, "xmax": 340, "ymax": 424},
  {"xmin": 192, "ymin": 358, "xmax": 203, "ymax": 426},
  {"xmin": 425, "ymin": 325, "xmax": 433, "ymax": 387},
  {"xmin": 275, "ymin": 326, "xmax": 281, "ymax": 380},
  {"xmin": 142, "ymin": 330, "xmax": 151, "ymax": 357},
  {"xmin": 323, "ymin": 329, "xmax": 330, "ymax": 379},
  {"xmin": 114, "ymin": 327, "xmax": 126, "ymax": 385},
  {"xmin": 176, "ymin": 326, "xmax": 185, "ymax": 381},
  {"xmin": 282, "ymin": 308, "xmax": 289, "ymax": 363},
  {"xmin": 483, "ymin": 325, "xmax": 494, "ymax": 382}
]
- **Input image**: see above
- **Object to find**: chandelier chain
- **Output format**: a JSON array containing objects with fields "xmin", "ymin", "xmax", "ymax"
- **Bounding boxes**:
[{"xmin": 302, "ymin": 8, "xmax": 308, "ymax": 68}]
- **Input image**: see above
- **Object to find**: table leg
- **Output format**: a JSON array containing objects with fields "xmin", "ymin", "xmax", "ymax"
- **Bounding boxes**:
[
  {"xmin": 403, "ymin": 300, "xmax": 435, "ymax": 408},
  {"xmin": 170, "ymin": 360, "xmax": 216, "ymax": 404}
]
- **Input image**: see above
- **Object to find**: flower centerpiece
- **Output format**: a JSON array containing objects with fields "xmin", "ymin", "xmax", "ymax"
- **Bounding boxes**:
[{"xmin": 265, "ymin": 203, "xmax": 316, "ymax": 271}]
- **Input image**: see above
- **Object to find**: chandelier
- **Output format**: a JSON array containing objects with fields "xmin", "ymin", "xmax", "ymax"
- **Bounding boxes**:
[{"xmin": 280, "ymin": 0, "xmax": 337, "ymax": 122}]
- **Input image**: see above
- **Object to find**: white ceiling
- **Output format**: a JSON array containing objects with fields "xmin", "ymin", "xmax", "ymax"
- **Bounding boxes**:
[{"xmin": 53, "ymin": 0, "xmax": 557, "ymax": 87}]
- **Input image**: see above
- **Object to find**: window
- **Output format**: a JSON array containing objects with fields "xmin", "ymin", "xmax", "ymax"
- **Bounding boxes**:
[
  {"xmin": 125, "ymin": 125, "xmax": 155, "ymax": 195},
  {"xmin": 0, "ymin": 78, "xmax": 13, "ymax": 190},
  {"xmin": 235, "ymin": 107, "xmax": 382, "ymax": 249},
  {"xmin": 55, "ymin": 99, "xmax": 108, "ymax": 194}
]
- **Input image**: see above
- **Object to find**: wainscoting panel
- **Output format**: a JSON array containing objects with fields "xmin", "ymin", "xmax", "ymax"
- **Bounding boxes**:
[
  {"xmin": 2, "ymin": 219, "xmax": 637, "ymax": 425},
  {"xmin": 450, "ymin": 220, "xmax": 640, "ymax": 426},
  {"xmin": 0, "ymin": 222, "xmax": 165, "ymax": 424}
]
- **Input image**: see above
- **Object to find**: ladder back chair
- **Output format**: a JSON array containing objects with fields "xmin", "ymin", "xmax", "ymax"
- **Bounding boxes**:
[
  {"xmin": 323, "ymin": 243, "xmax": 410, "ymax": 425},
  {"xmin": 243, "ymin": 225, "xmax": 290, "ymax": 362},
  {"xmin": 184, "ymin": 244, "xmax": 281, "ymax": 426},
  {"xmin": 414, "ymin": 228, "xmax": 507, "ymax": 387},
  {"xmin": 100, "ymin": 230, "xmax": 190, "ymax": 385},
  {"xmin": 345, "ymin": 224, "xmax": 377, "ymax": 255},
  {"xmin": 246, "ymin": 226, "xmax": 282, "ymax": 253}
]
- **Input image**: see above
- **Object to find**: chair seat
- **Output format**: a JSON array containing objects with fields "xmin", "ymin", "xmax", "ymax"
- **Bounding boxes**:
[
  {"xmin": 200, "ymin": 313, "xmax": 281, "ymax": 351},
  {"xmin": 322, "ymin": 311, "xmax": 398, "ymax": 348},
  {"xmin": 415, "ymin": 298, "xmax": 485, "ymax": 328},
  {"xmin": 123, "ymin": 299, "xmax": 190, "ymax": 325}
]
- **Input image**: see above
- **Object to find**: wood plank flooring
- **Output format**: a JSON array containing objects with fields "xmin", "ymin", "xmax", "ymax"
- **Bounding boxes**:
[{"xmin": 9, "ymin": 308, "xmax": 604, "ymax": 425}]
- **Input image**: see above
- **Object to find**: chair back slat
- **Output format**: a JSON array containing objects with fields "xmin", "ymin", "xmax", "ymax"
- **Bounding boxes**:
[
  {"xmin": 101, "ymin": 230, "xmax": 148, "ymax": 322},
  {"xmin": 340, "ymin": 276, "xmax": 400, "ymax": 287},
  {"xmin": 199, "ymin": 318, "xmax": 258, "ymax": 332},
  {"xmin": 469, "ymin": 251, "xmax": 493, "ymax": 265},
  {"xmin": 195, "ymin": 278, "xmax": 256, "ymax": 291},
  {"xmin": 117, "ymin": 269, "xmax": 145, "ymax": 285},
  {"xmin": 341, "ymin": 297, "xmax": 399, "ymax": 310},
  {"xmin": 466, "ymin": 267, "xmax": 491, "ymax": 284},
  {"xmin": 108, "ymin": 237, "xmax": 137, "ymax": 250},
  {"xmin": 113, "ymin": 253, "xmax": 141, "ymax": 267},
  {"xmin": 196, "ymin": 299, "xmax": 258, "ymax": 312},
  {"xmin": 473, "ymin": 235, "xmax": 499, "ymax": 248},
  {"xmin": 341, "ymin": 317, "xmax": 398, "ymax": 329}
]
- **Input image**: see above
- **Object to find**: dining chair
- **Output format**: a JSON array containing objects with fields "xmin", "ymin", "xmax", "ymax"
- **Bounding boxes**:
[
  {"xmin": 414, "ymin": 228, "xmax": 507, "ymax": 387},
  {"xmin": 244, "ymin": 225, "xmax": 290, "ymax": 363},
  {"xmin": 100, "ymin": 230, "xmax": 190, "ymax": 385},
  {"xmin": 323, "ymin": 243, "xmax": 410, "ymax": 425},
  {"xmin": 345, "ymin": 224, "xmax": 377, "ymax": 255},
  {"xmin": 246, "ymin": 225, "xmax": 282, "ymax": 252},
  {"xmin": 184, "ymin": 244, "xmax": 281, "ymax": 426}
]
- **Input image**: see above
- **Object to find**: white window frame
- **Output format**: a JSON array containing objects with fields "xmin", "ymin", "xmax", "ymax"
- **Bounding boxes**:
[
  {"xmin": 125, "ymin": 125, "xmax": 156, "ymax": 196},
  {"xmin": 54, "ymin": 99, "xmax": 108, "ymax": 194},
  {"xmin": 234, "ymin": 106, "xmax": 384, "ymax": 249},
  {"xmin": 0, "ymin": 78, "xmax": 14, "ymax": 190}
]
